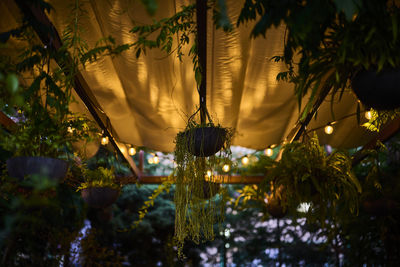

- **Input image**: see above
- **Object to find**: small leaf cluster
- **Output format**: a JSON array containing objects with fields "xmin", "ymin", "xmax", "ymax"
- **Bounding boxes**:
[{"xmin": 77, "ymin": 166, "xmax": 120, "ymax": 191}]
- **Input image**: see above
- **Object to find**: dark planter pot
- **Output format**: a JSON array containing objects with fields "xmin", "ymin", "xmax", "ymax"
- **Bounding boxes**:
[
  {"xmin": 81, "ymin": 187, "xmax": 119, "ymax": 209},
  {"xmin": 193, "ymin": 181, "xmax": 220, "ymax": 199},
  {"xmin": 6, "ymin": 156, "xmax": 68, "ymax": 181},
  {"xmin": 183, "ymin": 127, "xmax": 227, "ymax": 157},
  {"xmin": 266, "ymin": 197, "xmax": 287, "ymax": 219},
  {"xmin": 351, "ymin": 68, "xmax": 400, "ymax": 110}
]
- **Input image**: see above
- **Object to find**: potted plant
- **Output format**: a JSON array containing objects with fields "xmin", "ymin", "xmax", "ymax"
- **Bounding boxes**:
[
  {"xmin": 238, "ymin": 1, "xmax": 400, "ymax": 113},
  {"xmin": 0, "ymin": 2, "xmax": 124, "ymax": 181},
  {"xmin": 77, "ymin": 166, "xmax": 120, "ymax": 209},
  {"xmin": 256, "ymin": 134, "xmax": 361, "ymax": 222}
]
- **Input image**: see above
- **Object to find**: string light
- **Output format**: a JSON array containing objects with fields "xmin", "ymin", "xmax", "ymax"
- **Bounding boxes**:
[
  {"xmin": 264, "ymin": 147, "xmax": 274, "ymax": 157},
  {"xmin": 324, "ymin": 124, "xmax": 334, "ymax": 135},
  {"xmin": 222, "ymin": 164, "xmax": 230, "ymax": 172},
  {"xmin": 153, "ymin": 154, "xmax": 159, "ymax": 164},
  {"xmin": 207, "ymin": 170, "xmax": 212, "ymax": 178},
  {"xmin": 365, "ymin": 110, "xmax": 372, "ymax": 120},
  {"xmin": 241, "ymin": 155, "xmax": 249, "ymax": 165},
  {"xmin": 148, "ymin": 157, "xmax": 154, "ymax": 164},
  {"xmin": 101, "ymin": 135, "xmax": 109, "ymax": 145},
  {"xmin": 129, "ymin": 146, "xmax": 136, "ymax": 156},
  {"xmin": 67, "ymin": 126, "xmax": 73, "ymax": 133}
]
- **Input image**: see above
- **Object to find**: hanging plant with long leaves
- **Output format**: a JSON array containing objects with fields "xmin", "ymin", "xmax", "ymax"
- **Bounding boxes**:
[
  {"xmin": 173, "ymin": 107, "xmax": 234, "ymax": 256},
  {"xmin": 129, "ymin": 0, "xmax": 235, "ymax": 256}
]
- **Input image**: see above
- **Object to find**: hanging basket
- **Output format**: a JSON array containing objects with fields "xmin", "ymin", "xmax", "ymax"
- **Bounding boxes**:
[
  {"xmin": 81, "ymin": 187, "xmax": 120, "ymax": 209},
  {"xmin": 265, "ymin": 197, "xmax": 287, "ymax": 219},
  {"xmin": 351, "ymin": 68, "xmax": 400, "ymax": 110},
  {"xmin": 182, "ymin": 126, "xmax": 227, "ymax": 157},
  {"xmin": 6, "ymin": 156, "xmax": 68, "ymax": 181}
]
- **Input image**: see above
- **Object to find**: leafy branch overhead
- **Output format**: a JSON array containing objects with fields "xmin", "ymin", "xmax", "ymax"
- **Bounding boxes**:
[{"xmin": 238, "ymin": 0, "xmax": 400, "ymax": 115}]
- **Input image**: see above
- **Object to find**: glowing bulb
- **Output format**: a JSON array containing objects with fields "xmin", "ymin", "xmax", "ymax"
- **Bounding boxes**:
[
  {"xmin": 222, "ymin": 164, "xmax": 230, "ymax": 172},
  {"xmin": 153, "ymin": 155, "xmax": 159, "ymax": 164},
  {"xmin": 101, "ymin": 136, "xmax": 109, "ymax": 145},
  {"xmin": 129, "ymin": 147, "xmax": 136, "ymax": 156},
  {"xmin": 225, "ymin": 243, "xmax": 230, "ymax": 248},
  {"xmin": 365, "ymin": 110, "xmax": 372, "ymax": 120},
  {"xmin": 241, "ymin": 155, "xmax": 249, "ymax": 165},
  {"xmin": 67, "ymin": 126, "xmax": 73, "ymax": 133},
  {"xmin": 207, "ymin": 170, "xmax": 212, "ymax": 177},
  {"xmin": 264, "ymin": 148, "xmax": 274, "ymax": 157},
  {"xmin": 324, "ymin": 124, "xmax": 333, "ymax": 135},
  {"xmin": 148, "ymin": 157, "xmax": 154, "ymax": 164}
]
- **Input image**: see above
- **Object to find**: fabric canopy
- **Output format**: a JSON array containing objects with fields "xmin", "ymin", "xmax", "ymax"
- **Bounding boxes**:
[{"xmin": 1, "ymin": 0, "xmax": 375, "ymax": 152}]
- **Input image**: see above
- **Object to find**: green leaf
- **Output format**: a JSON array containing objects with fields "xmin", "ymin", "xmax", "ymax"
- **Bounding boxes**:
[{"xmin": 6, "ymin": 73, "xmax": 19, "ymax": 94}]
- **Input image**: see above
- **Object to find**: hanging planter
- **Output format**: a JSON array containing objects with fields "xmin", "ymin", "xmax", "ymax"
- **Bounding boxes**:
[
  {"xmin": 351, "ymin": 68, "xmax": 400, "ymax": 110},
  {"xmin": 81, "ymin": 187, "xmax": 120, "ymax": 209},
  {"xmin": 6, "ymin": 156, "xmax": 68, "ymax": 182},
  {"xmin": 174, "ymin": 107, "xmax": 234, "ymax": 256},
  {"xmin": 77, "ymin": 167, "xmax": 121, "ymax": 209},
  {"xmin": 265, "ymin": 197, "xmax": 287, "ymax": 219},
  {"xmin": 181, "ymin": 127, "xmax": 227, "ymax": 157}
]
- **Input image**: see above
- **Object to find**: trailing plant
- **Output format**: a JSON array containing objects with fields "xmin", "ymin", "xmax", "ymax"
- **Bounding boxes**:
[
  {"xmin": 77, "ymin": 166, "xmax": 120, "ymax": 191},
  {"xmin": 130, "ymin": 1, "xmax": 233, "ymax": 85},
  {"xmin": 173, "ymin": 108, "xmax": 233, "ymax": 257},
  {"xmin": 131, "ymin": 176, "xmax": 174, "ymax": 229},
  {"xmin": 238, "ymin": 0, "xmax": 400, "ymax": 118}
]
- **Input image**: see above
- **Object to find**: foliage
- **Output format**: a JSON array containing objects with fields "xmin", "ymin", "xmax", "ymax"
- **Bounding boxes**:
[
  {"xmin": 0, "ymin": 0, "xmax": 130, "ymax": 158},
  {"xmin": 363, "ymin": 108, "xmax": 400, "ymax": 132},
  {"xmin": 173, "ymin": 107, "xmax": 234, "ymax": 257},
  {"xmin": 130, "ymin": 1, "xmax": 233, "ymax": 86},
  {"xmin": 77, "ymin": 167, "xmax": 120, "ymax": 191},
  {"xmin": 130, "ymin": 176, "xmax": 174, "ymax": 229},
  {"xmin": 250, "ymin": 134, "xmax": 362, "ymax": 223},
  {"xmin": 238, "ymin": 0, "xmax": 400, "ymax": 118},
  {"xmin": 78, "ymin": 228, "xmax": 124, "ymax": 267},
  {"xmin": 0, "ymin": 172, "xmax": 85, "ymax": 266}
]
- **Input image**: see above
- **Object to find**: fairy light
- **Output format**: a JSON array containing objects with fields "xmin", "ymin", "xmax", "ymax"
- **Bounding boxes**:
[
  {"xmin": 67, "ymin": 126, "xmax": 73, "ymax": 133},
  {"xmin": 148, "ymin": 157, "xmax": 154, "ymax": 164},
  {"xmin": 264, "ymin": 147, "xmax": 274, "ymax": 157},
  {"xmin": 129, "ymin": 146, "xmax": 136, "ymax": 156},
  {"xmin": 101, "ymin": 135, "xmax": 109, "ymax": 145},
  {"xmin": 324, "ymin": 124, "xmax": 334, "ymax": 135},
  {"xmin": 153, "ymin": 154, "xmax": 159, "ymax": 164},
  {"xmin": 241, "ymin": 155, "xmax": 249, "ymax": 165},
  {"xmin": 207, "ymin": 170, "xmax": 212, "ymax": 178},
  {"xmin": 365, "ymin": 110, "xmax": 372, "ymax": 120},
  {"xmin": 222, "ymin": 164, "xmax": 230, "ymax": 173}
]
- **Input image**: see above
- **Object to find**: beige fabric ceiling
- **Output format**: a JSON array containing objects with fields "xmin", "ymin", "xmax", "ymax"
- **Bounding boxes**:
[{"xmin": 1, "ymin": 0, "xmax": 375, "ymax": 152}]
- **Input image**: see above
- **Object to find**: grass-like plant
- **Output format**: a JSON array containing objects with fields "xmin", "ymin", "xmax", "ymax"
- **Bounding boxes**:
[{"xmin": 173, "ymin": 109, "xmax": 234, "ymax": 257}]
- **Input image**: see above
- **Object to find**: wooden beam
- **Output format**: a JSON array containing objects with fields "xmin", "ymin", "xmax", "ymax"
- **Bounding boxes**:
[
  {"xmin": 286, "ymin": 80, "xmax": 334, "ymax": 142},
  {"xmin": 13, "ymin": 0, "xmax": 140, "ymax": 179},
  {"xmin": 118, "ymin": 175, "xmax": 264, "ymax": 185},
  {"xmin": 0, "ymin": 111, "xmax": 16, "ymax": 132}
]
